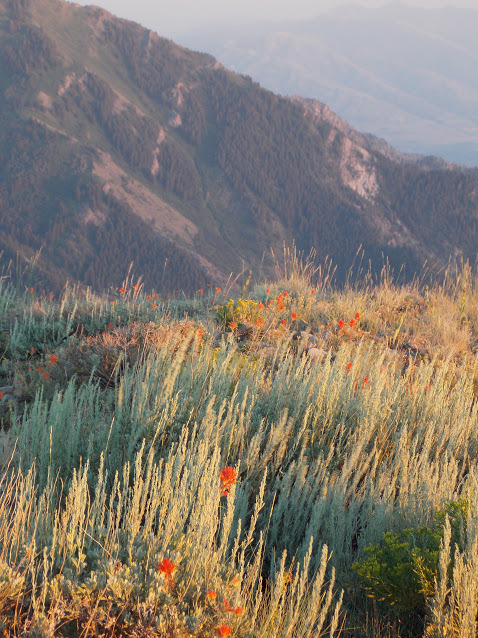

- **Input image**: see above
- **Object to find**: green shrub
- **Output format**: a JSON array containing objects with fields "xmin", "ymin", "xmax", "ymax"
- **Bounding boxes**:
[{"xmin": 352, "ymin": 499, "xmax": 469, "ymax": 613}]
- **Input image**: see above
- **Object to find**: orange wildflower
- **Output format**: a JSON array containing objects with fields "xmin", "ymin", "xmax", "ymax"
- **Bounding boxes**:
[
  {"xmin": 328, "ymin": 323, "xmax": 333, "ymax": 329},
  {"xmin": 349, "ymin": 319, "xmax": 355, "ymax": 327},
  {"xmin": 147, "ymin": 295, "xmax": 151, "ymax": 300},
  {"xmin": 29, "ymin": 287, "xmax": 34, "ymax": 292},
  {"xmin": 281, "ymin": 319, "xmax": 287, "ymax": 326},
  {"xmin": 266, "ymin": 288, "xmax": 270, "ymax": 295},
  {"xmin": 119, "ymin": 288, "xmax": 126, "ymax": 294},
  {"xmin": 0, "ymin": 392, "xmax": 4, "ymax": 400},
  {"xmin": 338, "ymin": 320, "xmax": 345, "ymax": 329},
  {"xmin": 215, "ymin": 625, "xmax": 232, "ymax": 638},
  {"xmin": 198, "ymin": 288, "xmax": 204, "ymax": 293},
  {"xmin": 132, "ymin": 284, "xmax": 139, "ymax": 291},
  {"xmin": 233, "ymin": 607, "xmax": 242, "ymax": 616},
  {"xmin": 216, "ymin": 287, "xmax": 221, "ymax": 293},
  {"xmin": 291, "ymin": 312, "xmax": 297, "ymax": 320},
  {"xmin": 223, "ymin": 599, "xmax": 232, "ymax": 612},
  {"xmin": 347, "ymin": 362, "xmax": 353, "ymax": 371},
  {"xmin": 278, "ymin": 304, "xmax": 285, "ymax": 311},
  {"xmin": 284, "ymin": 291, "xmax": 288, "ymax": 297},
  {"xmin": 157, "ymin": 558, "xmax": 175, "ymax": 580},
  {"xmin": 256, "ymin": 319, "xmax": 264, "ymax": 327},
  {"xmin": 362, "ymin": 377, "xmax": 369, "ymax": 387},
  {"xmin": 229, "ymin": 321, "xmax": 238, "ymax": 329},
  {"xmin": 355, "ymin": 312, "xmax": 360, "ymax": 320},
  {"xmin": 152, "ymin": 304, "xmax": 158, "ymax": 309},
  {"xmin": 49, "ymin": 354, "xmax": 58, "ymax": 364},
  {"xmin": 153, "ymin": 293, "xmax": 158, "ymax": 299},
  {"xmin": 37, "ymin": 366, "xmax": 43, "ymax": 373},
  {"xmin": 311, "ymin": 289, "xmax": 315, "ymax": 294},
  {"xmin": 43, "ymin": 371, "xmax": 50, "ymax": 380},
  {"xmin": 208, "ymin": 590, "xmax": 217, "ymax": 599},
  {"xmin": 258, "ymin": 302, "xmax": 264, "ymax": 310},
  {"xmin": 220, "ymin": 466, "xmax": 238, "ymax": 496}
]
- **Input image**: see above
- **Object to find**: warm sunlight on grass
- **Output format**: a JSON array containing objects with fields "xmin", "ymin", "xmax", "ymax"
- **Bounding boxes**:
[{"xmin": 0, "ymin": 256, "xmax": 478, "ymax": 636}]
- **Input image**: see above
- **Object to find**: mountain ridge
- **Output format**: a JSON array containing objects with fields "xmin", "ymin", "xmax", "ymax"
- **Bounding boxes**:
[{"xmin": 1, "ymin": 0, "xmax": 478, "ymax": 291}]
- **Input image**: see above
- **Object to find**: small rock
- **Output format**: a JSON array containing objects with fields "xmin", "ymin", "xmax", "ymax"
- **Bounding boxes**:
[
  {"xmin": 307, "ymin": 347, "xmax": 328, "ymax": 362},
  {"xmin": 0, "ymin": 393, "xmax": 16, "ymax": 406}
]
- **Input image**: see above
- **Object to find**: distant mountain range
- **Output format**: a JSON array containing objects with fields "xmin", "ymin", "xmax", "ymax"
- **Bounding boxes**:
[
  {"xmin": 183, "ymin": 3, "xmax": 478, "ymax": 167},
  {"xmin": 1, "ymin": 0, "xmax": 478, "ymax": 292}
]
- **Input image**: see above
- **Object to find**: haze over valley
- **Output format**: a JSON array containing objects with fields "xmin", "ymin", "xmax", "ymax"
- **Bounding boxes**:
[{"xmin": 184, "ymin": 3, "xmax": 478, "ymax": 166}]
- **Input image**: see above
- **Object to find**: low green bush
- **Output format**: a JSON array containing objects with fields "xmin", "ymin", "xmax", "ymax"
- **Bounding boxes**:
[{"xmin": 352, "ymin": 499, "xmax": 469, "ymax": 614}]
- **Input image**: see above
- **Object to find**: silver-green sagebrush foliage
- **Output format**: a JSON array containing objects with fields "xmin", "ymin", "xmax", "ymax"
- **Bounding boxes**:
[{"xmin": 1, "ymin": 259, "xmax": 478, "ymax": 636}]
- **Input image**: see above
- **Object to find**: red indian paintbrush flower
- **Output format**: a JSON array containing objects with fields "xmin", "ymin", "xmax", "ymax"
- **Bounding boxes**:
[
  {"xmin": 215, "ymin": 625, "xmax": 232, "ymax": 638},
  {"xmin": 220, "ymin": 466, "xmax": 238, "ymax": 496},
  {"xmin": 157, "ymin": 558, "xmax": 175, "ymax": 579},
  {"xmin": 49, "ymin": 354, "xmax": 58, "ymax": 364},
  {"xmin": 338, "ymin": 320, "xmax": 345, "ymax": 329}
]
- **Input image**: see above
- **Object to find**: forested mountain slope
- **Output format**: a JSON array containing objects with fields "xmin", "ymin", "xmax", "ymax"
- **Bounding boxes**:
[{"xmin": 1, "ymin": 0, "xmax": 477, "ymax": 291}]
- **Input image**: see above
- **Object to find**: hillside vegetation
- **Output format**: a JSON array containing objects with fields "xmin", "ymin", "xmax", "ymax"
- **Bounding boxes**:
[
  {"xmin": 1, "ymin": 0, "xmax": 478, "ymax": 291},
  {"xmin": 1, "ymin": 251, "xmax": 478, "ymax": 636}
]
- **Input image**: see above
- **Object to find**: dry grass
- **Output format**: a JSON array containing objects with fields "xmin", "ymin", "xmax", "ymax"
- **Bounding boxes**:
[{"xmin": 0, "ymin": 260, "xmax": 477, "ymax": 636}]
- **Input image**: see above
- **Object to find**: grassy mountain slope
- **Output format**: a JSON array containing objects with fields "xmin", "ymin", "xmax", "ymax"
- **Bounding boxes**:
[{"xmin": 1, "ymin": 0, "xmax": 478, "ymax": 292}]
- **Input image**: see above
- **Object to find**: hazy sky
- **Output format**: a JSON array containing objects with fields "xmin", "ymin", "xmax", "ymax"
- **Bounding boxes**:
[{"xmin": 73, "ymin": 0, "xmax": 478, "ymax": 41}]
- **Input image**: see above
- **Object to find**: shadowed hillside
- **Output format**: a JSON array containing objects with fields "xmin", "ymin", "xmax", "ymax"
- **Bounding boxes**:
[{"xmin": 0, "ymin": 0, "xmax": 478, "ymax": 292}]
